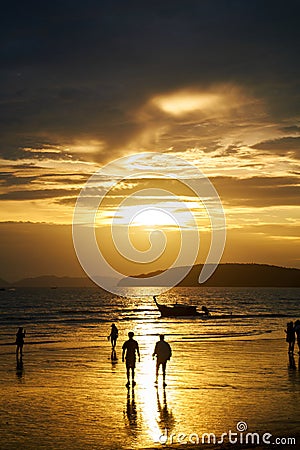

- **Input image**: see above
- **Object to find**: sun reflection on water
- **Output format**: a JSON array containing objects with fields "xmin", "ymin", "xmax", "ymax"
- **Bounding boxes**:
[
  {"xmin": 137, "ymin": 354, "xmax": 162, "ymax": 443},
  {"xmin": 126, "ymin": 320, "xmax": 176, "ymax": 446}
]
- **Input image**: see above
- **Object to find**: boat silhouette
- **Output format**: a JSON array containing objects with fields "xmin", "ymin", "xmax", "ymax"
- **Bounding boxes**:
[
  {"xmin": 153, "ymin": 296, "xmax": 209, "ymax": 318},
  {"xmin": 153, "ymin": 296, "xmax": 291, "ymax": 320}
]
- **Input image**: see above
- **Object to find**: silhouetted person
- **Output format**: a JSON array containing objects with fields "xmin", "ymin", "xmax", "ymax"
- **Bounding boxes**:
[
  {"xmin": 153, "ymin": 334, "xmax": 172, "ymax": 386},
  {"xmin": 108, "ymin": 323, "xmax": 118, "ymax": 350},
  {"xmin": 122, "ymin": 332, "xmax": 140, "ymax": 388},
  {"xmin": 285, "ymin": 321, "xmax": 295, "ymax": 354},
  {"xmin": 16, "ymin": 327, "xmax": 25, "ymax": 359},
  {"xmin": 202, "ymin": 305, "xmax": 210, "ymax": 316},
  {"xmin": 294, "ymin": 320, "xmax": 300, "ymax": 354}
]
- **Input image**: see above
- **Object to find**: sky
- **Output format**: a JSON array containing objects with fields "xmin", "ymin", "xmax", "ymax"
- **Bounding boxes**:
[{"xmin": 0, "ymin": 0, "xmax": 300, "ymax": 282}]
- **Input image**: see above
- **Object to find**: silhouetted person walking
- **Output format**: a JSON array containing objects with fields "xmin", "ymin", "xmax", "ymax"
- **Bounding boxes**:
[
  {"xmin": 16, "ymin": 327, "xmax": 25, "ymax": 359},
  {"xmin": 153, "ymin": 334, "xmax": 172, "ymax": 386},
  {"xmin": 108, "ymin": 323, "xmax": 118, "ymax": 350},
  {"xmin": 285, "ymin": 321, "xmax": 295, "ymax": 354},
  {"xmin": 122, "ymin": 332, "xmax": 140, "ymax": 388}
]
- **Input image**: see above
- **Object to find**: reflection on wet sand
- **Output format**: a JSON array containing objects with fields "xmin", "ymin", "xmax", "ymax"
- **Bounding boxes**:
[
  {"xmin": 123, "ymin": 378, "xmax": 176, "ymax": 447},
  {"xmin": 16, "ymin": 357, "xmax": 24, "ymax": 381},
  {"xmin": 156, "ymin": 387, "xmax": 175, "ymax": 434},
  {"xmin": 111, "ymin": 349, "xmax": 118, "ymax": 372},
  {"xmin": 111, "ymin": 349, "xmax": 117, "ymax": 362},
  {"xmin": 288, "ymin": 353, "xmax": 296, "ymax": 370},
  {"xmin": 287, "ymin": 354, "xmax": 300, "ymax": 392},
  {"xmin": 124, "ymin": 387, "xmax": 138, "ymax": 440}
]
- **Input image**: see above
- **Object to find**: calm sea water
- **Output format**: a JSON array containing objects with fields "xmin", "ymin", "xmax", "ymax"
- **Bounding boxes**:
[{"xmin": 0, "ymin": 286, "xmax": 299, "ymax": 346}]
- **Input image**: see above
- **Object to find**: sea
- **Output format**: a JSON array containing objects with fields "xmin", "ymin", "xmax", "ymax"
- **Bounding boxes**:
[
  {"xmin": 0, "ymin": 287, "xmax": 299, "ymax": 450},
  {"xmin": 0, "ymin": 286, "xmax": 299, "ymax": 345}
]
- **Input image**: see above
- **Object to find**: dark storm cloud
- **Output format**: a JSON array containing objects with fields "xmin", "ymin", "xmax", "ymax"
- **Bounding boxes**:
[
  {"xmin": 251, "ymin": 137, "xmax": 300, "ymax": 159},
  {"xmin": 0, "ymin": 168, "xmax": 89, "ymax": 188},
  {"xmin": 212, "ymin": 176, "xmax": 300, "ymax": 207},
  {"xmin": 0, "ymin": 172, "xmax": 36, "ymax": 186},
  {"xmin": 0, "ymin": 188, "xmax": 79, "ymax": 201},
  {"xmin": 1, "ymin": 0, "xmax": 300, "ymax": 160},
  {"xmin": 281, "ymin": 126, "xmax": 300, "ymax": 135}
]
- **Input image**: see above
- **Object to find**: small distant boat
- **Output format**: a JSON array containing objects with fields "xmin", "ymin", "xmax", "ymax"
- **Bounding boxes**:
[
  {"xmin": 153, "ymin": 296, "xmax": 210, "ymax": 318},
  {"xmin": 153, "ymin": 297, "xmax": 291, "ymax": 320}
]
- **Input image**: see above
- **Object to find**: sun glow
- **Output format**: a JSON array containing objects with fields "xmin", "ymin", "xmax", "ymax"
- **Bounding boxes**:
[
  {"xmin": 152, "ymin": 91, "xmax": 221, "ymax": 115},
  {"xmin": 131, "ymin": 209, "xmax": 177, "ymax": 228}
]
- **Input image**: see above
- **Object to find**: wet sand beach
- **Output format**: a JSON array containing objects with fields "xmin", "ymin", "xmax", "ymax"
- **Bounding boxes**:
[{"xmin": 1, "ymin": 324, "xmax": 299, "ymax": 449}]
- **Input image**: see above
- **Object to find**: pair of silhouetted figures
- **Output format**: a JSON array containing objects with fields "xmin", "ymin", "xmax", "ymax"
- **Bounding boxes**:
[
  {"xmin": 122, "ymin": 332, "xmax": 171, "ymax": 388},
  {"xmin": 108, "ymin": 324, "xmax": 172, "ymax": 388},
  {"xmin": 285, "ymin": 320, "xmax": 300, "ymax": 354}
]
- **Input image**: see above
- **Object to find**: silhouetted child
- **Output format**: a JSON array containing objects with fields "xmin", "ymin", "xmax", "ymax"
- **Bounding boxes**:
[
  {"xmin": 108, "ymin": 323, "xmax": 118, "ymax": 350},
  {"xmin": 294, "ymin": 320, "xmax": 300, "ymax": 354},
  {"xmin": 285, "ymin": 321, "xmax": 295, "ymax": 354},
  {"xmin": 16, "ymin": 327, "xmax": 25, "ymax": 359},
  {"xmin": 122, "ymin": 332, "xmax": 140, "ymax": 388}
]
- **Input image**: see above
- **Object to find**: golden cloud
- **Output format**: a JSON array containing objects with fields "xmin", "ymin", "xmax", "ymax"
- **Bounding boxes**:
[{"xmin": 150, "ymin": 85, "xmax": 257, "ymax": 117}]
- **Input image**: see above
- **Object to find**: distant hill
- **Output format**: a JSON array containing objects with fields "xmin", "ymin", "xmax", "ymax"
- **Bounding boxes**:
[
  {"xmin": 0, "ymin": 264, "xmax": 299, "ymax": 287},
  {"xmin": 0, "ymin": 275, "xmax": 117, "ymax": 288},
  {"xmin": 119, "ymin": 263, "xmax": 300, "ymax": 287},
  {"xmin": 14, "ymin": 275, "xmax": 96, "ymax": 288}
]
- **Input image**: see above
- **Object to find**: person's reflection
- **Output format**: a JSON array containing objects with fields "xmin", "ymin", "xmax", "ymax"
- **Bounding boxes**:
[
  {"xmin": 124, "ymin": 387, "xmax": 138, "ymax": 438},
  {"xmin": 287, "ymin": 353, "xmax": 299, "ymax": 388},
  {"xmin": 288, "ymin": 353, "xmax": 296, "ymax": 370},
  {"xmin": 16, "ymin": 357, "xmax": 24, "ymax": 381},
  {"xmin": 111, "ymin": 349, "xmax": 118, "ymax": 372},
  {"xmin": 111, "ymin": 349, "xmax": 117, "ymax": 361},
  {"xmin": 156, "ymin": 387, "xmax": 175, "ymax": 433}
]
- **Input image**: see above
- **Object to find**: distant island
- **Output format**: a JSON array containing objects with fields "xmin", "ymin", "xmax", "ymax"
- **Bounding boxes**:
[
  {"xmin": 0, "ymin": 275, "xmax": 96, "ymax": 288},
  {"xmin": 119, "ymin": 263, "xmax": 300, "ymax": 287},
  {"xmin": 1, "ymin": 264, "xmax": 299, "ymax": 288}
]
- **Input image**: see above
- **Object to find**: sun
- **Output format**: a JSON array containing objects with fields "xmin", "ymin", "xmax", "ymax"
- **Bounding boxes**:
[{"xmin": 131, "ymin": 208, "xmax": 177, "ymax": 228}]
